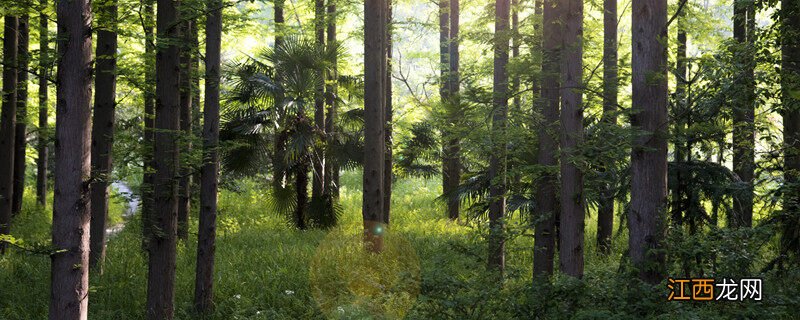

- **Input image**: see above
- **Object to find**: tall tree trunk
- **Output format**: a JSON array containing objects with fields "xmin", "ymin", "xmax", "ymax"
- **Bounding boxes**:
[
  {"xmin": 559, "ymin": 0, "xmax": 585, "ymax": 278},
  {"xmin": 50, "ymin": 0, "xmax": 92, "ymax": 316},
  {"xmin": 0, "ymin": 16, "xmax": 19, "ymax": 254},
  {"xmin": 142, "ymin": 0, "xmax": 156, "ymax": 250},
  {"xmin": 510, "ymin": 0, "xmax": 520, "ymax": 110},
  {"xmin": 178, "ymin": 18, "xmax": 194, "ymax": 241},
  {"xmin": 439, "ymin": 0, "xmax": 452, "ymax": 220},
  {"xmin": 672, "ymin": 13, "xmax": 687, "ymax": 230},
  {"xmin": 597, "ymin": 0, "xmax": 617, "ymax": 254},
  {"xmin": 313, "ymin": 0, "xmax": 326, "ymax": 201},
  {"xmin": 384, "ymin": 0, "xmax": 393, "ymax": 225},
  {"xmin": 443, "ymin": 0, "xmax": 461, "ymax": 221},
  {"xmin": 629, "ymin": 0, "xmax": 668, "ymax": 284},
  {"xmin": 90, "ymin": 0, "xmax": 119, "ymax": 272},
  {"xmin": 195, "ymin": 0, "xmax": 221, "ymax": 311},
  {"xmin": 36, "ymin": 2, "xmax": 48, "ymax": 207},
  {"xmin": 782, "ymin": 0, "xmax": 800, "ymax": 259},
  {"xmin": 732, "ymin": 0, "xmax": 756, "ymax": 228},
  {"xmin": 12, "ymin": 15, "xmax": 29, "ymax": 216},
  {"xmin": 488, "ymin": 0, "xmax": 510, "ymax": 273},
  {"xmin": 325, "ymin": 0, "xmax": 339, "ymax": 198},
  {"xmin": 363, "ymin": 0, "xmax": 387, "ymax": 252},
  {"xmin": 533, "ymin": 0, "xmax": 560, "ymax": 277},
  {"xmin": 275, "ymin": 0, "xmax": 285, "ymax": 47},
  {"xmin": 146, "ymin": 0, "xmax": 181, "ymax": 318}
]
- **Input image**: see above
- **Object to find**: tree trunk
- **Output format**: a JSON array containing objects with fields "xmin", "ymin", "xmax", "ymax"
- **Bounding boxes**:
[
  {"xmin": 597, "ymin": 0, "xmax": 617, "ymax": 254},
  {"xmin": 559, "ymin": 0, "xmax": 585, "ymax": 278},
  {"xmin": 178, "ymin": 18, "xmax": 194, "ymax": 241},
  {"xmin": 37, "ymin": 3, "xmax": 48, "ymax": 207},
  {"xmin": 363, "ymin": 0, "xmax": 387, "ymax": 252},
  {"xmin": 50, "ymin": 0, "xmax": 93, "ymax": 317},
  {"xmin": 142, "ymin": 0, "xmax": 156, "ymax": 250},
  {"xmin": 533, "ymin": 0, "xmax": 560, "ymax": 277},
  {"xmin": 671, "ymin": 13, "xmax": 687, "ymax": 230},
  {"xmin": 325, "ymin": 0, "xmax": 339, "ymax": 198},
  {"xmin": 511, "ymin": 0, "xmax": 520, "ymax": 110},
  {"xmin": 384, "ymin": 0, "xmax": 393, "ymax": 225},
  {"xmin": 732, "ymin": 0, "xmax": 756, "ymax": 228},
  {"xmin": 629, "ymin": 0, "xmax": 668, "ymax": 284},
  {"xmin": 275, "ymin": 0, "xmax": 285, "ymax": 48},
  {"xmin": 12, "ymin": 15, "xmax": 29, "ymax": 216},
  {"xmin": 90, "ymin": 0, "xmax": 119, "ymax": 272},
  {"xmin": 488, "ymin": 0, "xmax": 510, "ymax": 273},
  {"xmin": 194, "ymin": 0, "xmax": 221, "ymax": 311},
  {"xmin": 313, "ymin": 0, "xmax": 326, "ymax": 201},
  {"xmin": 295, "ymin": 159, "xmax": 309, "ymax": 230},
  {"xmin": 0, "ymin": 16, "xmax": 19, "ymax": 254},
  {"xmin": 782, "ymin": 0, "xmax": 800, "ymax": 258},
  {"xmin": 146, "ymin": 0, "xmax": 181, "ymax": 318},
  {"xmin": 442, "ymin": 0, "xmax": 461, "ymax": 221}
]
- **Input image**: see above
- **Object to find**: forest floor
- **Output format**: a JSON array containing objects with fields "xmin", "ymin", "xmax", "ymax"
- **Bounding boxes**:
[{"xmin": 1, "ymin": 172, "xmax": 799, "ymax": 319}]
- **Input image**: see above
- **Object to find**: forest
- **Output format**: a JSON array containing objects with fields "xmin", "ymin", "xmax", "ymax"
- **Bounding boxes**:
[{"xmin": 1, "ymin": 0, "xmax": 799, "ymax": 319}]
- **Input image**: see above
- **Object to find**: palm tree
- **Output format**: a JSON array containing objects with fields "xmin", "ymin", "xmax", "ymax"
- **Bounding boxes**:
[{"xmin": 222, "ymin": 36, "xmax": 352, "ymax": 229}]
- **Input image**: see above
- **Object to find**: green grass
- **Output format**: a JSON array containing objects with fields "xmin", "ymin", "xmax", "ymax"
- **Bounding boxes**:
[{"xmin": 1, "ymin": 173, "xmax": 799, "ymax": 319}]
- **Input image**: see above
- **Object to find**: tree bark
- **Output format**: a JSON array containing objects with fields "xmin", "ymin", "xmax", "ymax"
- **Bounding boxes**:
[
  {"xmin": 597, "ymin": 0, "xmax": 617, "ymax": 254},
  {"xmin": 559, "ymin": 0, "xmax": 585, "ymax": 278},
  {"xmin": 313, "ymin": 0, "xmax": 327, "ymax": 201},
  {"xmin": 195, "ymin": 0, "xmax": 222, "ymax": 311},
  {"xmin": 275, "ymin": 0, "xmax": 285, "ymax": 48},
  {"xmin": 363, "ymin": 0, "xmax": 387, "ymax": 252},
  {"xmin": 384, "ymin": 0, "xmax": 393, "ymax": 225},
  {"xmin": 488, "ymin": 0, "xmax": 510, "ymax": 273},
  {"xmin": 732, "ymin": 0, "xmax": 756, "ymax": 228},
  {"xmin": 325, "ymin": 0, "xmax": 339, "ymax": 198},
  {"xmin": 671, "ymin": 13, "xmax": 688, "ymax": 230},
  {"xmin": 90, "ymin": 0, "xmax": 119, "ymax": 272},
  {"xmin": 146, "ymin": 0, "xmax": 181, "ymax": 318},
  {"xmin": 178, "ymin": 18, "xmax": 194, "ymax": 241},
  {"xmin": 442, "ymin": 0, "xmax": 461, "ymax": 221},
  {"xmin": 12, "ymin": 15, "xmax": 29, "ymax": 216},
  {"xmin": 533, "ymin": 0, "xmax": 560, "ymax": 277},
  {"xmin": 629, "ymin": 0, "xmax": 668, "ymax": 284},
  {"xmin": 782, "ymin": 0, "xmax": 800, "ymax": 258},
  {"xmin": 0, "ymin": 16, "xmax": 19, "ymax": 254},
  {"xmin": 37, "ymin": 3, "xmax": 48, "ymax": 207},
  {"xmin": 50, "ymin": 0, "xmax": 93, "ymax": 317},
  {"xmin": 142, "ymin": 0, "xmax": 156, "ymax": 250}
]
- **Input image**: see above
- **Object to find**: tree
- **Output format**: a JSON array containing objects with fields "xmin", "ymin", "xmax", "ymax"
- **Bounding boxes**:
[
  {"xmin": 195, "ymin": 0, "xmax": 222, "ymax": 312},
  {"xmin": 141, "ymin": 0, "xmax": 156, "ymax": 249},
  {"xmin": 488, "ymin": 0, "xmax": 510, "ymax": 272},
  {"xmin": 533, "ymin": 0, "xmax": 560, "ymax": 277},
  {"xmin": 363, "ymin": 0, "xmax": 387, "ymax": 252},
  {"xmin": 384, "ymin": 0, "xmax": 393, "ymax": 225},
  {"xmin": 324, "ymin": 0, "xmax": 339, "ymax": 198},
  {"xmin": 178, "ymin": 16, "xmax": 195, "ymax": 240},
  {"xmin": 12, "ymin": 14, "xmax": 29, "ymax": 216},
  {"xmin": 0, "ymin": 16, "xmax": 19, "ymax": 254},
  {"xmin": 36, "ymin": 0, "xmax": 49, "ymax": 207},
  {"xmin": 731, "ymin": 0, "xmax": 756, "ymax": 228},
  {"xmin": 597, "ymin": 0, "xmax": 617, "ymax": 254},
  {"xmin": 629, "ymin": 0, "xmax": 668, "ymax": 284},
  {"xmin": 559, "ymin": 0, "xmax": 585, "ymax": 278},
  {"xmin": 50, "ymin": 0, "xmax": 93, "ymax": 316},
  {"xmin": 441, "ymin": 0, "xmax": 461, "ymax": 221},
  {"xmin": 275, "ymin": 0, "xmax": 284, "ymax": 47},
  {"xmin": 782, "ymin": 0, "xmax": 800, "ymax": 259},
  {"xmin": 146, "ymin": 0, "xmax": 181, "ymax": 317},
  {"xmin": 313, "ymin": 0, "xmax": 326, "ymax": 200},
  {"xmin": 90, "ymin": 0, "xmax": 119, "ymax": 271}
]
